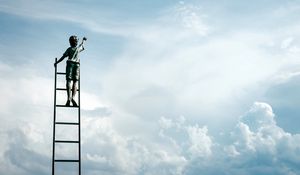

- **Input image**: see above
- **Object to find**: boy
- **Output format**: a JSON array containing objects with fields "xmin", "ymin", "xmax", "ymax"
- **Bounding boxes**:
[{"xmin": 54, "ymin": 35, "xmax": 87, "ymax": 106}]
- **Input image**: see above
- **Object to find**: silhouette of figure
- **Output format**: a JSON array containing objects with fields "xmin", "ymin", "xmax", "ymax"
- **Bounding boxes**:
[{"xmin": 54, "ymin": 36, "xmax": 87, "ymax": 106}]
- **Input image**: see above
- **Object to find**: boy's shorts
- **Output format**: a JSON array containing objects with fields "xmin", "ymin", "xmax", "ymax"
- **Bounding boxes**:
[{"xmin": 66, "ymin": 61, "xmax": 80, "ymax": 80}]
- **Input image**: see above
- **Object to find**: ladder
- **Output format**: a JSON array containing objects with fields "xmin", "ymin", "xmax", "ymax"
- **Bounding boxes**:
[{"xmin": 52, "ymin": 58, "xmax": 81, "ymax": 175}]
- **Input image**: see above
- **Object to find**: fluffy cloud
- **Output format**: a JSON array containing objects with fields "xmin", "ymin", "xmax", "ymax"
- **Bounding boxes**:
[
  {"xmin": 2, "ymin": 98, "xmax": 300, "ymax": 175},
  {"xmin": 82, "ymin": 116, "xmax": 187, "ymax": 175},
  {"xmin": 80, "ymin": 102, "xmax": 300, "ymax": 175},
  {"xmin": 239, "ymin": 102, "xmax": 276, "ymax": 132},
  {"xmin": 2, "ymin": 125, "xmax": 49, "ymax": 175},
  {"xmin": 226, "ymin": 102, "xmax": 300, "ymax": 175}
]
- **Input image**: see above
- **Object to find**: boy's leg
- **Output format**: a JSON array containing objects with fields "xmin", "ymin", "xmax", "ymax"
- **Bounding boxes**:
[
  {"xmin": 71, "ymin": 63, "xmax": 79, "ymax": 106},
  {"xmin": 71, "ymin": 80, "xmax": 78, "ymax": 106},
  {"xmin": 66, "ymin": 80, "xmax": 72, "ymax": 106},
  {"xmin": 66, "ymin": 61, "xmax": 73, "ymax": 106}
]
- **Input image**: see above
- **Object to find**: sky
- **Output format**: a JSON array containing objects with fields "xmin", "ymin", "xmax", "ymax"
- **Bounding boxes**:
[{"xmin": 1, "ymin": 0, "xmax": 300, "ymax": 174}]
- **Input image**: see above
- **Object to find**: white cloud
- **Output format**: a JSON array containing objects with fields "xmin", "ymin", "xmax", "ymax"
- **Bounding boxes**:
[
  {"xmin": 0, "ymin": 61, "xmax": 52, "ymax": 128},
  {"xmin": 239, "ymin": 102, "xmax": 276, "ymax": 132},
  {"xmin": 2, "ymin": 127, "xmax": 49, "ymax": 175},
  {"xmin": 101, "ymin": 20, "xmax": 284, "ymax": 130},
  {"xmin": 156, "ymin": 102, "xmax": 300, "ymax": 175},
  {"xmin": 81, "ymin": 91, "xmax": 108, "ymax": 110},
  {"xmin": 82, "ymin": 116, "xmax": 188, "ymax": 175},
  {"xmin": 280, "ymin": 37, "xmax": 300, "ymax": 55},
  {"xmin": 281, "ymin": 37, "xmax": 294, "ymax": 49},
  {"xmin": 172, "ymin": 1, "xmax": 210, "ymax": 36},
  {"xmin": 186, "ymin": 125, "xmax": 212, "ymax": 158},
  {"xmin": 226, "ymin": 102, "xmax": 300, "ymax": 175},
  {"xmin": 0, "ymin": 0, "xmax": 136, "ymax": 37},
  {"xmin": 2, "ymin": 92, "xmax": 300, "ymax": 175},
  {"xmin": 224, "ymin": 145, "xmax": 240, "ymax": 157}
]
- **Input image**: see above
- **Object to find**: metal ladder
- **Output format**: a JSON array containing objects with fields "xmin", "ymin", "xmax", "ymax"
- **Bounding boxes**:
[{"xmin": 52, "ymin": 58, "xmax": 81, "ymax": 175}]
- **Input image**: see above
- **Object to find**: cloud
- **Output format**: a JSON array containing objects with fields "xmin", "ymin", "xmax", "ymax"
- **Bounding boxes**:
[
  {"xmin": 0, "ymin": 0, "xmax": 135, "ymax": 37},
  {"xmin": 226, "ymin": 102, "xmax": 300, "ymax": 175},
  {"xmin": 2, "ymin": 97, "xmax": 300, "ymax": 175},
  {"xmin": 158, "ymin": 115, "xmax": 213, "ymax": 160},
  {"xmin": 82, "ymin": 116, "xmax": 187, "ymax": 175},
  {"xmin": 172, "ymin": 1, "xmax": 210, "ymax": 36},
  {"xmin": 160, "ymin": 102, "xmax": 300, "ymax": 175},
  {"xmin": 94, "ymin": 1, "xmax": 300, "ymax": 139},
  {"xmin": 101, "ymin": 17, "xmax": 283, "ymax": 130},
  {"xmin": 0, "ymin": 61, "xmax": 53, "ymax": 129},
  {"xmin": 239, "ymin": 102, "xmax": 276, "ymax": 132},
  {"xmin": 186, "ymin": 125, "xmax": 212, "ymax": 158},
  {"xmin": 263, "ymin": 71, "xmax": 300, "ymax": 133},
  {"xmin": 2, "ymin": 126, "xmax": 49, "ymax": 175},
  {"xmin": 281, "ymin": 37, "xmax": 294, "ymax": 49}
]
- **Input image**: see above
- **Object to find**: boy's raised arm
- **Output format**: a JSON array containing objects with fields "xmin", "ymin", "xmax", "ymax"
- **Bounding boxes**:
[{"xmin": 78, "ymin": 37, "xmax": 87, "ymax": 52}]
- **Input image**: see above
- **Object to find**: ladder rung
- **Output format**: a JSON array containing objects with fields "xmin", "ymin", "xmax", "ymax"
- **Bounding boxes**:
[
  {"xmin": 57, "ymin": 72, "xmax": 66, "ymax": 75},
  {"xmin": 55, "ymin": 140, "xmax": 79, "ymax": 143},
  {"xmin": 56, "ymin": 105, "xmax": 79, "ymax": 108},
  {"xmin": 55, "ymin": 159, "xmax": 79, "ymax": 162},
  {"xmin": 56, "ymin": 88, "xmax": 79, "ymax": 91},
  {"xmin": 55, "ymin": 122, "xmax": 79, "ymax": 125}
]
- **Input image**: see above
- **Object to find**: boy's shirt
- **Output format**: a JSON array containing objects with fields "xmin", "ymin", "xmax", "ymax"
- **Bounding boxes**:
[{"xmin": 63, "ymin": 45, "xmax": 84, "ymax": 63}]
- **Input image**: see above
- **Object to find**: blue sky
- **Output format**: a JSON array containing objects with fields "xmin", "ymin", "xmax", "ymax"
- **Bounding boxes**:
[{"xmin": 1, "ymin": 0, "xmax": 300, "ymax": 175}]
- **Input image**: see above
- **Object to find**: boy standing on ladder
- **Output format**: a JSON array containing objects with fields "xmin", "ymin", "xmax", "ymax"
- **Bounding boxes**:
[{"xmin": 54, "ymin": 36, "xmax": 87, "ymax": 106}]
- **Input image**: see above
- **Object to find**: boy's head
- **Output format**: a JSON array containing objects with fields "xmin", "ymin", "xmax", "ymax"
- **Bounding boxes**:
[{"xmin": 69, "ymin": 35, "xmax": 78, "ymax": 47}]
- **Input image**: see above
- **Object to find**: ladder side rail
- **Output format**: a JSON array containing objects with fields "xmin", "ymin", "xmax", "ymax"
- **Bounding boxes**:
[
  {"xmin": 78, "ymin": 69, "xmax": 81, "ymax": 175},
  {"xmin": 52, "ymin": 58, "xmax": 58, "ymax": 175}
]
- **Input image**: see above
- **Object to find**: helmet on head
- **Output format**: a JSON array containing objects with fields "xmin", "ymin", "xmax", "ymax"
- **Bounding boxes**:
[{"xmin": 69, "ymin": 35, "xmax": 78, "ymax": 47}]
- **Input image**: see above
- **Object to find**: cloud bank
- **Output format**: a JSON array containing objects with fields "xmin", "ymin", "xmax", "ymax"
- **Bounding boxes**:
[{"xmin": 3, "ymin": 102, "xmax": 300, "ymax": 175}]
